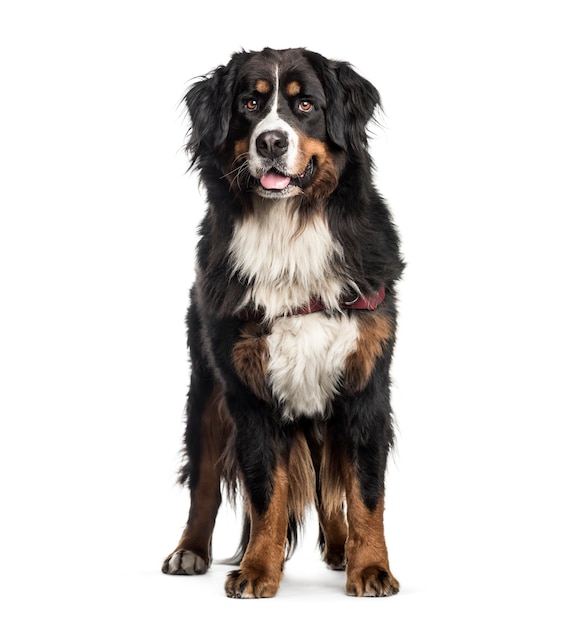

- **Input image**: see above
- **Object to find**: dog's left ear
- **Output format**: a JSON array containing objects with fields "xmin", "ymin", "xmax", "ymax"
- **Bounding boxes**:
[
  {"xmin": 307, "ymin": 53, "xmax": 381, "ymax": 157},
  {"xmin": 184, "ymin": 58, "xmax": 239, "ymax": 167}
]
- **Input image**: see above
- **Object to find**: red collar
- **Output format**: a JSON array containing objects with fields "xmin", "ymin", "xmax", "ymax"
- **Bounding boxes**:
[{"xmin": 238, "ymin": 287, "xmax": 385, "ymax": 321}]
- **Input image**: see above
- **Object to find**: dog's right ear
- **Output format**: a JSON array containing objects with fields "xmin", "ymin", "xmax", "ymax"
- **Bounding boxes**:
[
  {"xmin": 184, "ymin": 60, "xmax": 238, "ymax": 167},
  {"xmin": 304, "ymin": 51, "xmax": 381, "ymax": 161}
]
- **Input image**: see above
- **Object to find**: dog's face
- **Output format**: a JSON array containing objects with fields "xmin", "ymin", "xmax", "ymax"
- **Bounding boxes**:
[
  {"xmin": 185, "ymin": 48, "xmax": 381, "ymax": 204},
  {"xmin": 228, "ymin": 51, "xmax": 334, "ymax": 199}
]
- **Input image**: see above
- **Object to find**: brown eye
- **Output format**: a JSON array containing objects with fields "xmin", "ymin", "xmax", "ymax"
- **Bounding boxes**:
[
  {"xmin": 245, "ymin": 99, "xmax": 259, "ymax": 112},
  {"xmin": 298, "ymin": 100, "xmax": 313, "ymax": 112}
]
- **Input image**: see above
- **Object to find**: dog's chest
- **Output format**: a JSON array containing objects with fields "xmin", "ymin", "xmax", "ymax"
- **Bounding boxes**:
[
  {"xmin": 228, "ymin": 200, "xmax": 359, "ymax": 418},
  {"xmin": 266, "ymin": 313, "xmax": 359, "ymax": 418}
]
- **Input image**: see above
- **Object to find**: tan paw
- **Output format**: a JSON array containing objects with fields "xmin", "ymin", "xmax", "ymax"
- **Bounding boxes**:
[
  {"xmin": 224, "ymin": 567, "xmax": 281, "ymax": 598},
  {"xmin": 346, "ymin": 565, "xmax": 399, "ymax": 597}
]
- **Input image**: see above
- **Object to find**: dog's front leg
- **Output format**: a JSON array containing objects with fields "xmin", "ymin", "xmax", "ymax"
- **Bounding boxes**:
[
  {"xmin": 224, "ymin": 400, "xmax": 290, "ymax": 599},
  {"xmin": 343, "ymin": 460, "xmax": 399, "ymax": 597},
  {"xmin": 225, "ymin": 461, "xmax": 289, "ymax": 598}
]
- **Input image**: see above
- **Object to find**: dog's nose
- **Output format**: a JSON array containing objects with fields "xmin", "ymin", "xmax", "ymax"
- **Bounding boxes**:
[{"xmin": 255, "ymin": 130, "xmax": 289, "ymax": 159}]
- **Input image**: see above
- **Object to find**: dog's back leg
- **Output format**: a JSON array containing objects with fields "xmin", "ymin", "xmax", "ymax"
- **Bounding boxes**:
[
  {"xmin": 163, "ymin": 291, "xmax": 232, "ymax": 575},
  {"xmin": 162, "ymin": 379, "xmax": 230, "ymax": 575}
]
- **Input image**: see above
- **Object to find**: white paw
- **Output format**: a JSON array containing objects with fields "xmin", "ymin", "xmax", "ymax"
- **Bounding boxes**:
[{"xmin": 162, "ymin": 550, "xmax": 209, "ymax": 575}]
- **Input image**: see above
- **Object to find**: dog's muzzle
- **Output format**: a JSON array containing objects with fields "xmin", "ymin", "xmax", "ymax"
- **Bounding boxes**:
[{"xmin": 249, "ymin": 129, "xmax": 314, "ymax": 196}]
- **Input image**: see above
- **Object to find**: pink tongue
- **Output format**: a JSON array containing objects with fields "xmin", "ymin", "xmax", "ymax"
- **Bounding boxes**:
[{"xmin": 260, "ymin": 171, "xmax": 291, "ymax": 190}]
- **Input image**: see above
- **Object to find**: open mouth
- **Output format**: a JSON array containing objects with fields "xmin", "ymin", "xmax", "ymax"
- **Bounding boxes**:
[{"xmin": 250, "ymin": 159, "xmax": 315, "ymax": 194}]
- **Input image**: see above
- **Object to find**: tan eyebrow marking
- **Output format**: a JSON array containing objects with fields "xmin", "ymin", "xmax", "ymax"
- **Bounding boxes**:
[
  {"xmin": 286, "ymin": 81, "xmax": 301, "ymax": 97},
  {"xmin": 255, "ymin": 79, "xmax": 271, "ymax": 94}
]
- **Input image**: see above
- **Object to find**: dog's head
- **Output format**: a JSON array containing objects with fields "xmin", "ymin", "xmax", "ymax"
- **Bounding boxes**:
[{"xmin": 184, "ymin": 48, "xmax": 380, "ymax": 202}]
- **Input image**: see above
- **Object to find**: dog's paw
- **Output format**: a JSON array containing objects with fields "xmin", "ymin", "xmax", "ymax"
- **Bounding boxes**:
[
  {"xmin": 346, "ymin": 566, "xmax": 399, "ymax": 597},
  {"xmin": 224, "ymin": 567, "xmax": 281, "ymax": 599},
  {"xmin": 323, "ymin": 547, "xmax": 347, "ymax": 571},
  {"xmin": 162, "ymin": 550, "xmax": 209, "ymax": 575}
]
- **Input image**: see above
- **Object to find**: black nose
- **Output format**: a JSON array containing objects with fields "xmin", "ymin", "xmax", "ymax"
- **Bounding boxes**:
[{"xmin": 255, "ymin": 130, "xmax": 289, "ymax": 159}]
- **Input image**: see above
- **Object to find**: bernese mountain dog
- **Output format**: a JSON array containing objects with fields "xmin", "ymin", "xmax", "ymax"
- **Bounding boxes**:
[{"xmin": 162, "ymin": 47, "xmax": 404, "ymax": 598}]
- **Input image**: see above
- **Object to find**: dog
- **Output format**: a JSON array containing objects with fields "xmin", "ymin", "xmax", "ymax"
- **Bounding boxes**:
[{"xmin": 162, "ymin": 47, "xmax": 404, "ymax": 598}]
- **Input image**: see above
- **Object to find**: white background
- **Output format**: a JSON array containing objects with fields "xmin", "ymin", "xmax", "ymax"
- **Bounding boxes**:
[{"xmin": 1, "ymin": 1, "xmax": 575, "ymax": 624}]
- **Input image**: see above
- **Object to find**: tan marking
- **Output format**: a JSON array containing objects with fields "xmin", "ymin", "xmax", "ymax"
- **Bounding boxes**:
[
  {"xmin": 233, "ymin": 137, "xmax": 249, "ymax": 159},
  {"xmin": 286, "ymin": 80, "xmax": 301, "ymax": 97},
  {"xmin": 163, "ymin": 386, "xmax": 231, "ymax": 569},
  {"xmin": 231, "ymin": 322, "xmax": 271, "ymax": 401},
  {"xmin": 344, "ymin": 312, "xmax": 394, "ymax": 392},
  {"xmin": 293, "ymin": 134, "xmax": 340, "ymax": 203},
  {"xmin": 225, "ymin": 464, "xmax": 289, "ymax": 598},
  {"xmin": 255, "ymin": 79, "xmax": 271, "ymax": 94},
  {"xmin": 225, "ymin": 138, "xmax": 251, "ymax": 194},
  {"xmin": 343, "ymin": 462, "xmax": 399, "ymax": 597}
]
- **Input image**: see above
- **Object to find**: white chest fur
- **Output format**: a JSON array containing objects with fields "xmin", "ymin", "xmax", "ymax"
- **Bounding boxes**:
[
  {"xmin": 267, "ymin": 313, "xmax": 359, "ymax": 419},
  {"xmin": 228, "ymin": 199, "xmax": 360, "ymax": 418},
  {"xmin": 228, "ymin": 199, "xmax": 349, "ymax": 319}
]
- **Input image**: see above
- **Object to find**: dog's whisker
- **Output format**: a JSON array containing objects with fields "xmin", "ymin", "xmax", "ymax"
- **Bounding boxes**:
[
  {"xmin": 221, "ymin": 155, "xmax": 252, "ymax": 190},
  {"xmin": 228, "ymin": 162, "xmax": 252, "ymax": 192},
  {"xmin": 220, "ymin": 163, "xmax": 245, "ymax": 181}
]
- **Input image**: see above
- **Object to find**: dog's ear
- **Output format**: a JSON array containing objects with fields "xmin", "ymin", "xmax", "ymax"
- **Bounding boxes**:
[
  {"xmin": 307, "ymin": 53, "xmax": 381, "ymax": 157},
  {"xmin": 184, "ymin": 60, "xmax": 238, "ymax": 167}
]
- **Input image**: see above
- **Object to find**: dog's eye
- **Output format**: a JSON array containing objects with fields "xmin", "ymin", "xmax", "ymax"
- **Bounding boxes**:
[
  {"xmin": 245, "ymin": 99, "xmax": 259, "ymax": 112},
  {"xmin": 298, "ymin": 100, "xmax": 314, "ymax": 112}
]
